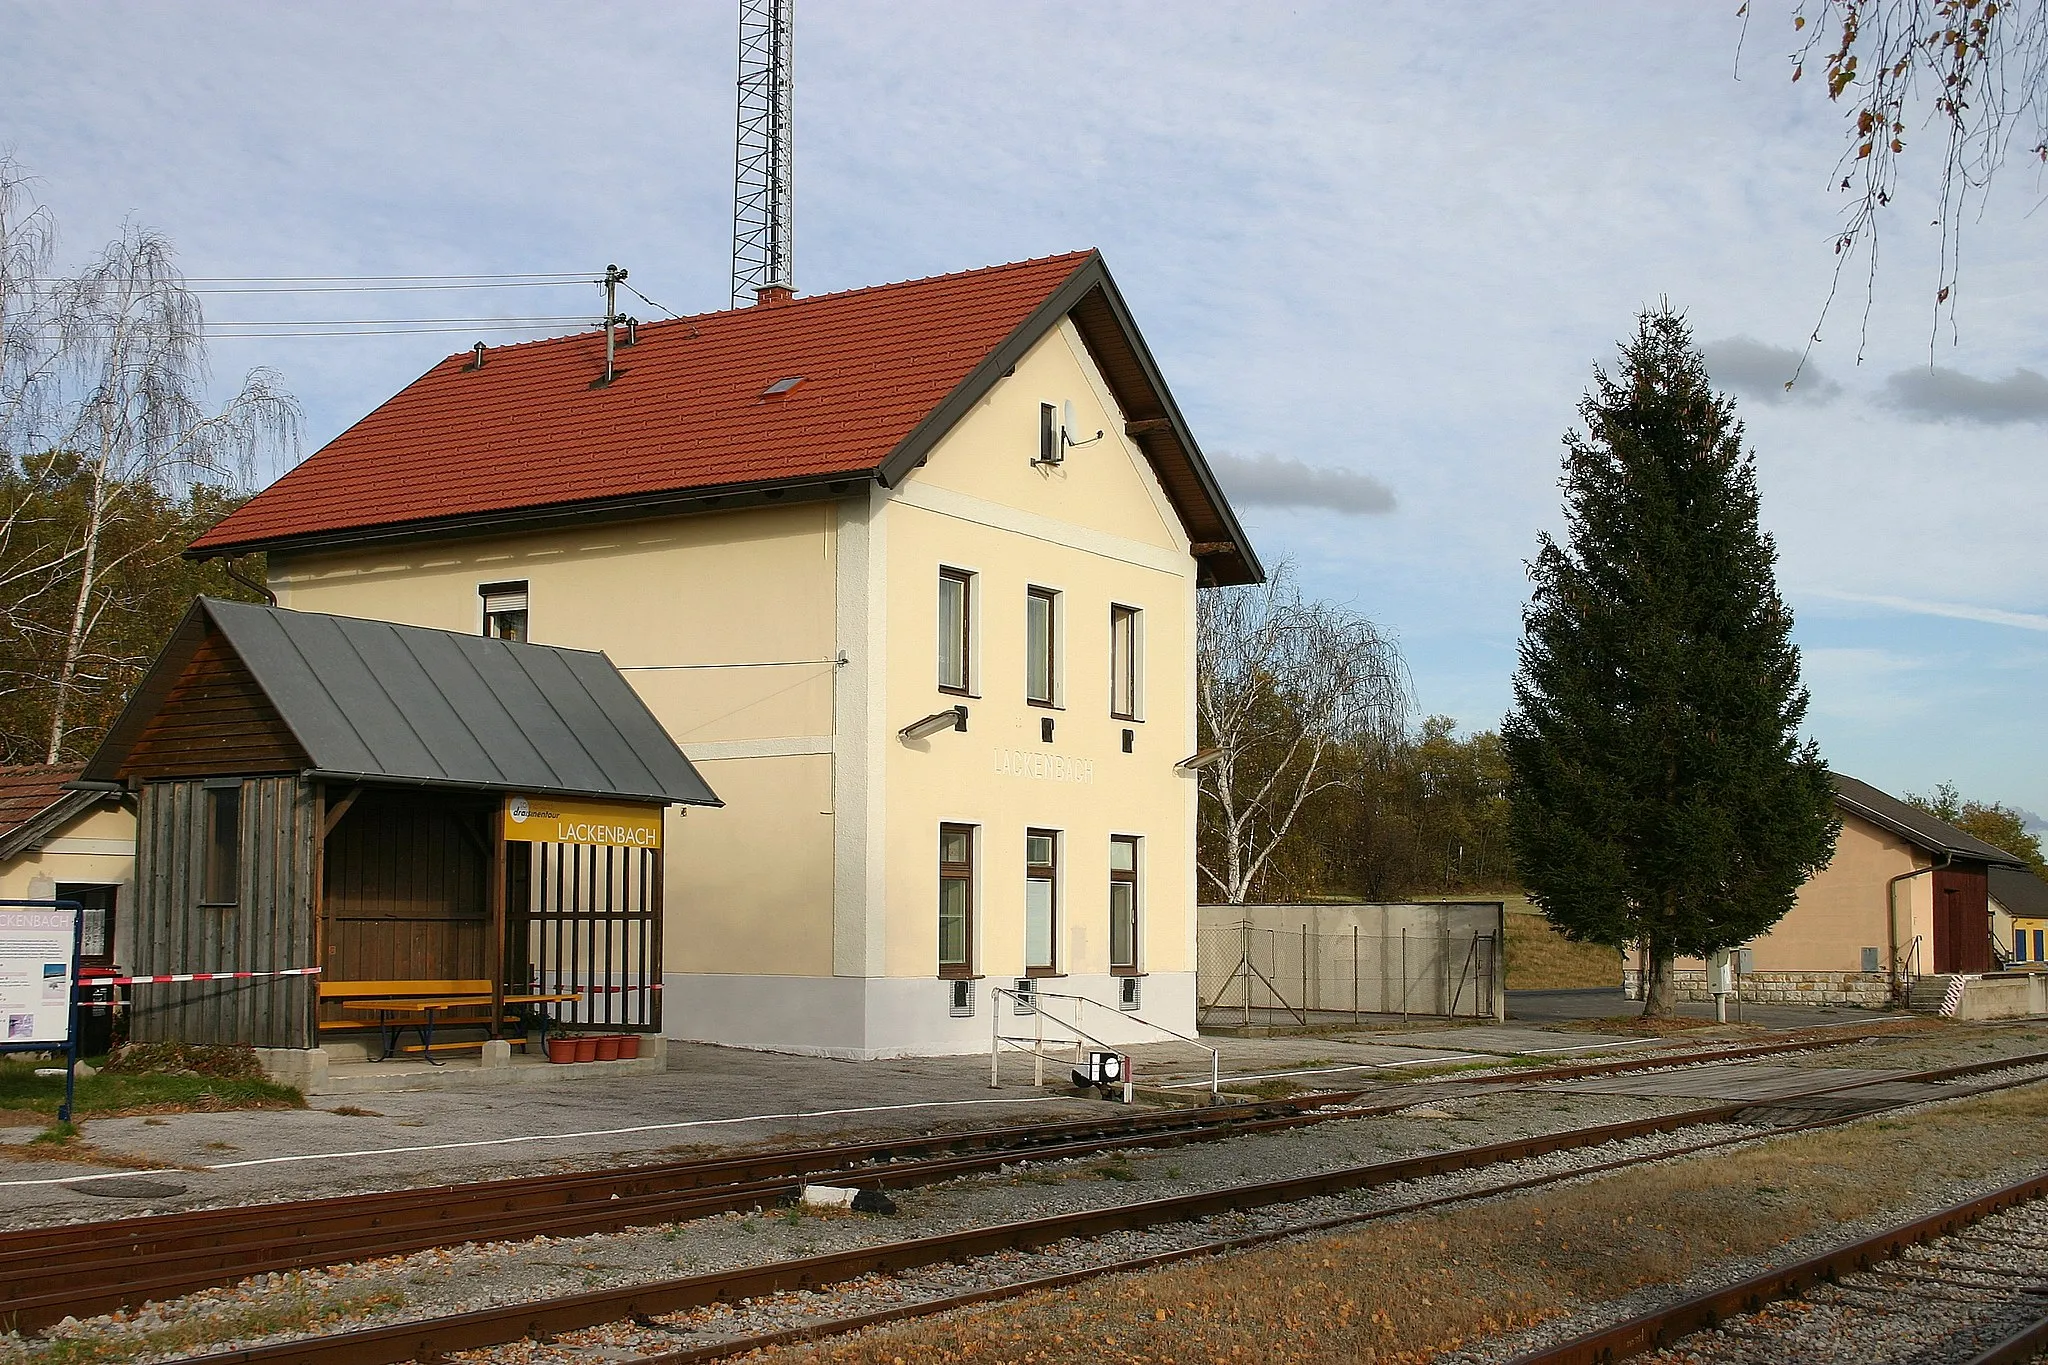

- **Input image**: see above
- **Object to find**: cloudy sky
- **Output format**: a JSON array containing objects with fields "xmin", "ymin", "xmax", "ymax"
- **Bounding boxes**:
[{"xmin": 8, "ymin": 3, "xmax": 2045, "ymax": 823}]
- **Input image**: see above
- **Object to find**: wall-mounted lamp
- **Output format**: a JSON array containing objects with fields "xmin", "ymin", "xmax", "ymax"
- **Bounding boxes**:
[
  {"xmin": 1173, "ymin": 747, "xmax": 1222, "ymax": 772},
  {"xmin": 899, "ymin": 705, "xmax": 969, "ymax": 743}
]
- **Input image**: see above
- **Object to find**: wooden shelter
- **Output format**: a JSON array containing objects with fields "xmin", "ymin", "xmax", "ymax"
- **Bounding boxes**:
[{"xmin": 80, "ymin": 598, "xmax": 719, "ymax": 1051}]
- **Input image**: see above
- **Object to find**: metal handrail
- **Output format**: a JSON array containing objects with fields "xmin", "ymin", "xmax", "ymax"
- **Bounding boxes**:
[{"xmin": 989, "ymin": 986, "xmax": 1220, "ymax": 1100}]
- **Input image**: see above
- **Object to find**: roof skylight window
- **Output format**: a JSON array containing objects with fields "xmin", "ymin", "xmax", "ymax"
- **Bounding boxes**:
[{"xmin": 761, "ymin": 375, "xmax": 805, "ymax": 397}]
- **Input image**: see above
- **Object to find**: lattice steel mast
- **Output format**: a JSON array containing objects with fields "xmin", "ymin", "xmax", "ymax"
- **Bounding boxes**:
[{"xmin": 732, "ymin": 0, "xmax": 793, "ymax": 306}]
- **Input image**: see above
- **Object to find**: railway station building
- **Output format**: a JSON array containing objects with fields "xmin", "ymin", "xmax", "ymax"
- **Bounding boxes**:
[
  {"xmin": 0, "ymin": 766, "xmax": 136, "ymax": 970},
  {"xmin": 182, "ymin": 251, "xmax": 1261, "ymax": 1058}
]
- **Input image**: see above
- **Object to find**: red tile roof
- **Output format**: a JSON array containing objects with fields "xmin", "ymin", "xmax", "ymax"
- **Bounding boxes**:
[
  {"xmin": 193, "ymin": 251, "xmax": 1102, "ymax": 555},
  {"xmin": 0, "ymin": 765, "xmax": 84, "ymax": 843}
]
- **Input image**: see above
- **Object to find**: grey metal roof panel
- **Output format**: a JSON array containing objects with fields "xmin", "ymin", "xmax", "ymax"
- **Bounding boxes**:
[
  {"xmin": 195, "ymin": 598, "xmax": 718, "ymax": 806},
  {"xmin": 1833, "ymin": 774, "xmax": 2023, "ymax": 866},
  {"xmin": 1990, "ymin": 866, "xmax": 2048, "ymax": 918}
]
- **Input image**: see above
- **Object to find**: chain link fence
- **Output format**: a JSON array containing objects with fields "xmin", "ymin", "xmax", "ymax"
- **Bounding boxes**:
[{"xmin": 1197, "ymin": 902, "xmax": 1504, "ymax": 1027}]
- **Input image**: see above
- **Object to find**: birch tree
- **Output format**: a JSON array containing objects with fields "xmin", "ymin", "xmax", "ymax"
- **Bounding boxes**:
[
  {"xmin": 1196, "ymin": 563, "xmax": 1407, "ymax": 905},
  {"xmin": 0, "ymin": 159, "xmax": 299, "ymax": 762}
]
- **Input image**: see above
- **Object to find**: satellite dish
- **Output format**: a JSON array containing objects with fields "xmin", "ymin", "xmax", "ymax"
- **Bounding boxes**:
[{"xmin": 1060, "ymin": 400, "xmax": 1106, "ymax": 452}]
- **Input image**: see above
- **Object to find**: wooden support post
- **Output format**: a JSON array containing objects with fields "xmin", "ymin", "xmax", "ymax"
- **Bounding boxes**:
[{"xmin": 489, "ymin": 803, "xmax": 507, "ymax": 1040}]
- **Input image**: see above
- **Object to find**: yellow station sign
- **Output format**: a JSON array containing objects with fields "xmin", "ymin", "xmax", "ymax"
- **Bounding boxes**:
[{"xmin": 501, "ymin": 794, "xmax": 663, "ymax": 848}]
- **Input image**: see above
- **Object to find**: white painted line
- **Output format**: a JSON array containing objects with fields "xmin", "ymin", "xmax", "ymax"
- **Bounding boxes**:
[
  {"xmin": 1157, "ymin": 1052, "xmax": 1490, "ymax": 1088},
  {"xmin": 0, "ymin": 1094, "xmax": 1078, "ymax": 1187}
]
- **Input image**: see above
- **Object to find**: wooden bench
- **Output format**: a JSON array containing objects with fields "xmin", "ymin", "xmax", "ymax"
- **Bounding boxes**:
[{"xmin": 320, "ymin": 980, "xmax": 582, "ymax": 1064}]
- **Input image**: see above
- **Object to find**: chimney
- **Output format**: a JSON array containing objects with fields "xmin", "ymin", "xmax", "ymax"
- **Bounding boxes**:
[{"xmin": 755, "ymin": 284, "xmax": 795, "ymax": 307}]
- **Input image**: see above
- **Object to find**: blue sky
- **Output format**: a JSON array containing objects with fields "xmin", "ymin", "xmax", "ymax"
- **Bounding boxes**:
[{"xmin": 7, "ymin": 3, "xmax": 2045, "ymax": 822}]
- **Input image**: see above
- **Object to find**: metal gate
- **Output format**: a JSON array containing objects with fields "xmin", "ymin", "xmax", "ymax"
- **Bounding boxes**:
[{"xmin": 520, "ymin": 843, "xmax": 663, "ymax": 1032}]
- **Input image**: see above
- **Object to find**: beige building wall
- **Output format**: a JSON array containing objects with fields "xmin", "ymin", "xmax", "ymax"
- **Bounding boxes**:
[
  {"xmin": 1680, "ymin": 812, "xmax": 1935, "ymax": 975},
  {"xmin": 1, "ymin": 801, "xmax": 138, "ymax": 966},
  {"xmin": 271, "ymin": 504, "xmax": 841, "ymax": 988},
  {"xmin": 267, "ymin": 318, "xmax": 1208, "ymax": 1056}
]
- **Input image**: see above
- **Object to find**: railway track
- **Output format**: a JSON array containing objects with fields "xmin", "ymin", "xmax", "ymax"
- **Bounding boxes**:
[
  {"xmin": 63, "ymin": 1047, "xmax": 2048, "ymax": 1365},
  {"xmin": 1505, "ymin": 1166, "xmax": 2048, "ymax": 1364},
  {"xmin": 0, "ymin": 1020, "xmax": 1911, "ymax": 1331}
]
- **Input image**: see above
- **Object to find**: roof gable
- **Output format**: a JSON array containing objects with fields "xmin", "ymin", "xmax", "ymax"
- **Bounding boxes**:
[
  {"xmin": 189, "ymin": 251, "xmax": 1260, "ymax": 586},
  {"xmin": 0, "ymin": 766, "xmax": 111, "ymax": 862},
  {"xmin": 1833, "ymin": 774, "xmax": 2025, "ymax": 867},
  {"xmin": 84, "ymin": 599, "xmax": 720, "ymax": 807}
]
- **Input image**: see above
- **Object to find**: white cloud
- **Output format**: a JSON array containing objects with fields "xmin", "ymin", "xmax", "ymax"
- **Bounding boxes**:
[
  {"xmin": 1809, "ymin": 590, "xmax": 2048, "ymax": 633},
  {"xmin": 1208, "ymin": 452, "xmax": 1395, "ymax": 515}
]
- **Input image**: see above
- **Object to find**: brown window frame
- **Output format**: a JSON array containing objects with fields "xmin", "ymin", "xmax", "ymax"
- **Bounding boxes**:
[
  {"xmin": 1024, "ymin": 827, "xmax": 1059, "ymax": 976},
  {"xmin": 938, "ymin": 567, "xmax": 973, "ymax": 696},
  {"xmin": 1026, "ymin": 586, "xmax": 1058, "ymax": 708},
  {"xmin": 938, "ymin": 823, "xmax": 975, "ymax": 979},
  {"xmin": 1109, "ymin": 835, "xmax": 1140, "ymax": 973},
  {"xmin": 1109, "ymin": 604, "xmax": 1140, "ymax": 721},
  {"xmin": 201, "ymin": 781, "xmax": 241, "ymax": 906}
]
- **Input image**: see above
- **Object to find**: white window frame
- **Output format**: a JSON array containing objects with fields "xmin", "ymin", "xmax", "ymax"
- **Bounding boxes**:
[{"xmin": 1109, "ymin": 833, "xmax": 1141, "ymax": 974}]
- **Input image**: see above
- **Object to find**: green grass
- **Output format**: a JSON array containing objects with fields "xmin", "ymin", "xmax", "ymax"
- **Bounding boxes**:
[
  {"xmin": 1504, "ymin": 903, "xmax": 1625, "ymax": 990},
  {"xmin": 0, "ymin": 1059, "xmax": 302, "ymax": 1118}
]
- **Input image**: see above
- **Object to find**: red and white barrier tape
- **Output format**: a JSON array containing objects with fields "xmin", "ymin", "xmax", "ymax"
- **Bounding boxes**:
[{"xmin": 102, "ymin": 967, "xmax": 324, "ymax": 987}]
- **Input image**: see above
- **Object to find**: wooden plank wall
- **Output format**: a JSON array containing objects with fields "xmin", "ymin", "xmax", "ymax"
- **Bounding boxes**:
[
  {"xmin": 120, "ymin": 633, "xmax": 307, "ymax": 782},
  {"xmin": 319, "ymin": 790, "xmax": 491, "ymax": 1020},
  {"xmin": 130, "ymin": 776, "xmax": 317, "ymax": 1049}
]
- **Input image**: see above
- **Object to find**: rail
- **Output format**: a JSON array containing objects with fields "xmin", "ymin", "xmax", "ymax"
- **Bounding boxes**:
[{"xmin": 989, "ymin": 985, "xmax": 1219, "ymax": 1100}]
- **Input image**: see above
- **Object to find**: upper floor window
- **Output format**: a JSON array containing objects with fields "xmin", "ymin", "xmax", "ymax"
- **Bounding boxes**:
[
  {"xmin": 481, "ymin": 580, "xmax": 529, "ymax": 642},
  {"xmin": 1038, "ymin": 402, "xmax": 1061, "ymax": 465},
  {"xmin": 938, "ymin": 567, "xmax": 973, "ymax": 694},
  {"xmin": 1110, "ymin": 605, "xmax": 1141, "ymax": 720},
  {"xmin": 1026, "ymin": 587, "xmax": 1059, "ymax": 706}
]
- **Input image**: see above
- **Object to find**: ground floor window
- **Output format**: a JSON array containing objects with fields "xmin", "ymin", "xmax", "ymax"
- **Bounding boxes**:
[
  {"xmin": 57, "ymin": 884, "xmax": 117, "ymax": 966},
  {"xmin": 1109, "ymin": 835, "xmax": 1139, "ymax": 971},
  {"xmin": 1025, "ymin": 829, "xmax": 1058, "ymax": 974},
  {"xmin": 939, "ymin": 824, "xmax": 975, "ymax": 977}
]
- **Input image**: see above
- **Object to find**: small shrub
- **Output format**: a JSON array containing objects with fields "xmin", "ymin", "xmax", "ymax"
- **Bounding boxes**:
[
  {"xmin": 30, "ymin": 1119, "xmax": 78, "ymax": 1145},
  {"xmin": 105, "ymin": 1041, "xmax": 267, "ymax": 1080}
]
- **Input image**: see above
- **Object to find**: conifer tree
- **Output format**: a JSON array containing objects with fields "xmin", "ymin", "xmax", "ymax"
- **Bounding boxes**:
[{"xmin": 1502, "ymin": 307, "xmax": 1838, "ymax": 1016}]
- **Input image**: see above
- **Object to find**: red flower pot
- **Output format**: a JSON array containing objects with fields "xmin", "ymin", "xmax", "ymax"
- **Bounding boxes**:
[
  {"xmin": 594, "ymin": 1035, "xmax": 621, "ymax": 1061},
  {"xmin": 572, "ymin": 1036, "xmax": 598, "ymax": 1063},
  {"xmin": 617, "ymin": 1035, "xmax": 641, "ymax": 1060},
  {"xmin": 547, "ymin": 1037, "xmax": 575, "ymax": 1064}
]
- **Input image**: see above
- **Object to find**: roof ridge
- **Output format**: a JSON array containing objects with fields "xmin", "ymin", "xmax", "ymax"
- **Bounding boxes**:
[{"xmin": 431, "ymin": 249, "xmax": 1099, "ymax": 364}]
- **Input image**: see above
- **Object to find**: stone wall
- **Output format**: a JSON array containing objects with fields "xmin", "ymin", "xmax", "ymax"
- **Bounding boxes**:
[{"xmin": 1622, "ymin": 967, "xmax": 1892, "ymax": 1009}]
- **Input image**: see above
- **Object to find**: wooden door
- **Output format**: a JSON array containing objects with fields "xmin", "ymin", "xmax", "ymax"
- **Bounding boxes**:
[{"xmin": 1932, "ymin": 864, "xmax": 1992, "ymax": 974}]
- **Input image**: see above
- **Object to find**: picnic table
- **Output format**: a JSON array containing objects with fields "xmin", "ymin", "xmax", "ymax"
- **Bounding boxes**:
[{"xmin": 342, "ymin": 990, "xmax": 584, "ymax": 1064}]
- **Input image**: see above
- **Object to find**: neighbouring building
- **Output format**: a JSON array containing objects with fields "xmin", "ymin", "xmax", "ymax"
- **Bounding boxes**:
[
  {"xmin": 0, "ymin": 765, "xmax": 136, "ymax": 970},
  {"xmin": 1990, "ymin": 865, "xmax": 2048, "ymax": 967},
  {"xmin": 1638, "ymin": 774, "xmax": 2028, "ymax": 1008},
  {"xmin": 183, "ymin": 251, "xmax": 1262, "ymax": 1058}
]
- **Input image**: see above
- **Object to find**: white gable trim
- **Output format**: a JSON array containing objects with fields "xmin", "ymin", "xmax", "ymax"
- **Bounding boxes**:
[{"xmin": 889, "ymin": 479, "xmax": 1190, "ymax": 579}]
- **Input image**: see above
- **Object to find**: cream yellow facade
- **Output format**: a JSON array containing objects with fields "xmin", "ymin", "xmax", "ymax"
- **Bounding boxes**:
[
  {"xmin": 0, "ymin": 800, "xmax": 137, "ymax": 965},
  {"xmin": 1678, "ymin": 810, "xmax": 1938, "ymax": 976},
  {"xmin": 268, "ymin": 317, "xmax": 1206, "ymax": 1056}
]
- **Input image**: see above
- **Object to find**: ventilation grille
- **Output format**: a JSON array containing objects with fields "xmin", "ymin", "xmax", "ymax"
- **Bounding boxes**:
[{"xmin": 949, "ymin": 979, "xmax": 974, "ymax": 1017}]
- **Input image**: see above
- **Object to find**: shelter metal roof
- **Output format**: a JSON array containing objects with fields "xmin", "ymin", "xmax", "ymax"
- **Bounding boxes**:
[
  {"xmin": 85, "ymin": 599, "xmax": 720, "ymax": 808},
  {"xmin": 1833, "ymin": 774, "xmax": 2022, "ymax": 867}
]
